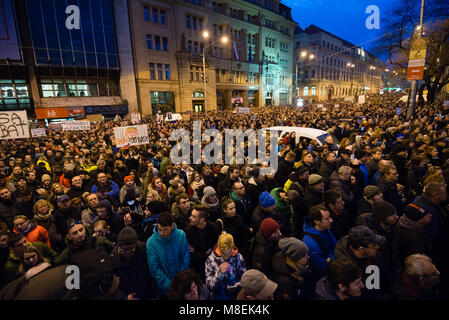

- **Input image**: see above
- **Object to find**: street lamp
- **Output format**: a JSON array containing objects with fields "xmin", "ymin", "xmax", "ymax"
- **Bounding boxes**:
[
  {"xmin": 295, "ymin": 51, "xmax": 315, "ymax": 98},
  {"xmin": 202, "ymin": 32, "xmax": 228, "ymax": 112},
  {"xmin": 369, "ymin": 66, "xmax": 376, "ymax": 92}
]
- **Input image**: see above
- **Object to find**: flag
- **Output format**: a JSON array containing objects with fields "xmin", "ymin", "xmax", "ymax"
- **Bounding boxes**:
[{"xmin": 233, "ymin": 41, "xmax": 239, "ymax": 60}]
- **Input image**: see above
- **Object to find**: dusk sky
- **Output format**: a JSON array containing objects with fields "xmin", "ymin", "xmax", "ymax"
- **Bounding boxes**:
[{"xmin": 282, "ymin": 0, "xmax": 396, "ymax": 60}]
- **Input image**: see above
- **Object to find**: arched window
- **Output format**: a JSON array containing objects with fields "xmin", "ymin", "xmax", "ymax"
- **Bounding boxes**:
[{"xmin": 192, "ymin": 91, "xmax": 204, "ymax": 98}]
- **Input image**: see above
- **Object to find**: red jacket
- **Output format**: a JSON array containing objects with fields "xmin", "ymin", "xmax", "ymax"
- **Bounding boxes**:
[{"xmin": 14, "ymin": 224, "xmax": 52, "ymax": 248}]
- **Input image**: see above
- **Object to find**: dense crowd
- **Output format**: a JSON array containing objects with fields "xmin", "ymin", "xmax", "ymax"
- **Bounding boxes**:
[{"xmin": 0, "ymin": 92, "xmax": 448, "ymax": 300}]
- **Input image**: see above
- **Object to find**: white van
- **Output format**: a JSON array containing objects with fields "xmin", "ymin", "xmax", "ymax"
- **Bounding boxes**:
[{"xmin": 264, "ymin": 126, "xmax": 339, "ymax": 146}]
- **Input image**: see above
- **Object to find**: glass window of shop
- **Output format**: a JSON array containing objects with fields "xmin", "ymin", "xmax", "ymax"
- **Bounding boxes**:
[
  {"xmin": 0, "ymin": 80, "xmax": 31, "ymax": 110},
  {"xmin": 150, "ymin": 91, "xmax": 175, "ymax": 115}
]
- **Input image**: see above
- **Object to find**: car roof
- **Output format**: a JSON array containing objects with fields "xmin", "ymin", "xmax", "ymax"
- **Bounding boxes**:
[{"xmin": 265, "ymin": 126, "xmax": 330, "ymax": 138}]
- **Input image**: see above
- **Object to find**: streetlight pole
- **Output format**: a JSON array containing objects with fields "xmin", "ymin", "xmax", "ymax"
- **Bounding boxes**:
[
  {"xmin": 407, "ymin": 0, "xmax": 425, "ymax": 119},
  {"xmin": 347, "ymin": 63, "xmax": 355, "ymax": 97},
  {"xmin": 295, "ymin": 51, "xmax": 314, "ymax": 102},
  {"xmin": 202, "ymin": 31, "xmax": 228, "ymax": 113}
]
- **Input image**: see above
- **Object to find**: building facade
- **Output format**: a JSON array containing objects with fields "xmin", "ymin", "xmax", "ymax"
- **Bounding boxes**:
[
  {"xmin": 0, "ymin": 0, "xmax": 134, "ymax": 121},
  {"xmin": 128, "ymin": 0, "xmax": 297, "ymax": 115},
  {"xmin": 293, "ymin": 25, "xmax": 385, "ymax": 103}
]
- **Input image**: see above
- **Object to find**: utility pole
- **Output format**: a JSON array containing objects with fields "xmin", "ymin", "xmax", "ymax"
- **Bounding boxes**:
[{"xmin": 407, "ymin": 0, "xmax": 425, "ymax": 119}]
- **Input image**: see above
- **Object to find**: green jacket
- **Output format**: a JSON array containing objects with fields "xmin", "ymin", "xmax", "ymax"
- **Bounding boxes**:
[
  {"xmin": 55, "ymin": 230, "xmax": 114, "ymax": 266},
  {"xmin": 270, "ymin": 188, "xmax": 291, "ymax": 236}
]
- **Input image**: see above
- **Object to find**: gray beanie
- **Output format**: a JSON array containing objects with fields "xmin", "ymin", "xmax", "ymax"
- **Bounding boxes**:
[
  {"xmin": 117, "ymin": 226, "xmax": 138, "ymax": 246},
  {"xmin": 278, "ymin": 237, "xmax": 308, "ymax": 262}
]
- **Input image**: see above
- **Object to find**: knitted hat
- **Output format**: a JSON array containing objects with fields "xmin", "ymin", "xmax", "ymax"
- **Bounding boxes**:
[
  {"xmin": 241, "ymin": 269, "xmax": 278, "ymax": 297},
  {"xmin": 57, "ymin": 194, "xmax": 70, "ymax": 203},
  {"xmin": 371, "ymin": 200, "xmax": 397, "ymax": 221},
  {"xmin": 259, "ymin": 191, "xmax": 275, "ymax": 208},
  {"xmin": 260, "ymin": 218, "xmax": 280, "ymax": 239},
  {"xmin": 364, "ymin": 185, "xmax": 381, "ymax": 200},
  {"xmin": 124, "ymin": 176, "xmax": 134, "ymax": 184},
  {"xmin": 117, "ymin": 226, "xmax": 138, "ymax": 246},
  {"xmin": 404, "ymin": 203, "xmax": 428, "ymax": 222},
  {"xmin": 218, "ymin": 232, "xmax": 234, "ymax": 252},
  {"xmin": 278, "ymin": 237, "xmax": 308, "ymax": 262},
  {"xmin": 146, "ymin": 200, "xmax": 166, "ymax": 216},
  {"xmin": 308, "ymin": 174, "xmax": 323, "ymax": 185}
]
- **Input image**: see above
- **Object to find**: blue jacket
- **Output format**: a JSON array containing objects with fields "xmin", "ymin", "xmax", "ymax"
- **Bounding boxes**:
[
  {"xmin": 302, "ymin": 219, "xmax": 337, "ymax": 274},
  {"xmin": 91, "ymin": 180, "xmax": 120, "ymax": 204},
  {"xmin": 146, "ymin": 223, "xmax": 190, "ymax": 295}
]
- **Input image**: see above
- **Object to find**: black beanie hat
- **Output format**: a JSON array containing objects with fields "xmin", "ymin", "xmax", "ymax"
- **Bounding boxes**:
[
  {"xmin": 404, "ymin": 203, "xmax": 428, "ymax": 222},
  {"xmin": 117, "ymin": 226, "xmax": 138, "ymax": 246},
  {"xmin": 372, "ymin": 200, "xmax": 397, "ymax": 221}
]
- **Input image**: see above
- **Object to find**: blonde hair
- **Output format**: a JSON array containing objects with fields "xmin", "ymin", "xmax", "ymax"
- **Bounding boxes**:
[
  {"xmin": 218, "ymin": 232, "xmax": 234, "ymax": 252},
  {"xmin": 33, "ymin": 199, "xmax": 53, "ymax": 215}
]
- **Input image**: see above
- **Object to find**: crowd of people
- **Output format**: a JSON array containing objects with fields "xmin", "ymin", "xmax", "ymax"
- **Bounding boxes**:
[{"xmin": 0, "ymin": 92, "xmax": 448, "ymax": 300}]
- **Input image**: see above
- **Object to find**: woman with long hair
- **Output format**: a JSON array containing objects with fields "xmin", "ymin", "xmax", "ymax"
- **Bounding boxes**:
[
  {"xmin": 148, "ymin": 177, "xmax": 167, "ymax": 204},
  {"xmin": 167, "ymin": 269, "xmax": 210, "ymax": 300}
]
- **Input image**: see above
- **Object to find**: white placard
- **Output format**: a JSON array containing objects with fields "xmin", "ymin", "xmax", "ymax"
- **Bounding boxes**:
[
  {"xmin": 358, "ymin": 95, "xmax": 366, "ymax": 104},
  {"xmin": 334, "ymin": 104, "xmax": 339, "ymax": 108},
  {"xmin": 237, "ymin": 107, "xmax": 250, "ymax": 114},
  {"xmin": 61, "ymin": 120, "xmax": 91, "ymax": 131},
  {"xmin": 396, "ymin": 107, "xmax": 402, "ymax": 115},
  {"xmin": 114, "ymin": 125, "xmax": 149, "ymax": 148},
  {"xmin": 31, "ymin": 127, "xmax": 47, "ymax": 137},
  {"xmin": 130, "ymin": 112, "xmax": 141, "ymax": 124},
  {"xmin": 317, "ymin": 104, "xmax": 324, "ymax": 109},
  {"xmin": 0, "ymin": 110, "xmax": 30, "ymax": 139},
  {"xmin": 444, "ymin": 100, "xmax": 449, "ymax": 106},
  {"xmin": 164, "ymin": 113, "xmax": 182, "ymax": 122},
  {"xmin": 344, "ymin": 96, "xmax": 354, "ymax": 102}
]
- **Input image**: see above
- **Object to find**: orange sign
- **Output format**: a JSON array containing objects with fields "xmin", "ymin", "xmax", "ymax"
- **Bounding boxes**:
[
  {"xmin": 407, "ymin": 66, "xmax": 424, "ymax": 80},
  {"xmin": 35, "ymin": 107, "xmax": 68, "ymax": 119}
]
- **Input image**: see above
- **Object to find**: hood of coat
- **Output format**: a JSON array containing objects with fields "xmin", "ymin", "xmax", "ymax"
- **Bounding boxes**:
[
  {"xmin": 152, "ymin": 223, "xmax": 181, "ymax": 242},
  {"xmin": 398, "ymin": 215, "xmax": 426, "ymax": 233},
  {"xmin": 314, "ymin": 276, "xmax": 339, "ymax": 300}
]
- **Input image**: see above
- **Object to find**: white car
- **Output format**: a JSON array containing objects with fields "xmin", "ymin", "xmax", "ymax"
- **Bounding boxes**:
[{"xmin": 264, "ymin": 126, "xmax": 339, "ymax": 146}]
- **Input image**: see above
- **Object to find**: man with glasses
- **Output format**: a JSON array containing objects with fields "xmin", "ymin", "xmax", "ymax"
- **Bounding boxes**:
[{"xmin": 392, "ymin": 254, "xmax": 440, "ymax": 299}]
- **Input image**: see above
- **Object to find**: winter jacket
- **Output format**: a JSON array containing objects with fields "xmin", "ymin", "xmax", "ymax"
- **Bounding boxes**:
[
  {"xmin": 376, "ymin": 174, "xmax": 404, "ymax": 215},
  {"xmin": 303, "ymin": 186, "xmax": 323, "ymax": 212},
  {"xmin": 204, "ymin": 247, "xmax": 246, "ymax": 300},
  {"xmin": 251, "ymin": 205, "xmax": 284, "ymax": 234},
  {"xmin": 0, "ymin": 196, "xmax": 18, "ymax": 231},
  {"xmin": 328, "ymin": 171, "xmax": 356, "ymax": 204},
  {"xmin": 251, "ymin": 229, "xmax": 279, "ymax": 279},
  {"xmin": 327, "ymin": 207, "xmax": 353, "ymax": 241},
  {"xmin": 112, "ymin": 242, "xmax": 156, "ymax": 300},
  {"xmin": 302, "ymin": 219, "xmax": 337, "ymax": 275},
  {"xmin": 229, "ymin": 191, "xmax": 256, "ymax": 228},
  {"xmin": 14, "ymin": 223, "xmax": 51, "ymax": 248},
  {"xmin": 270, "ymin": 188, "xmax": 292, "ymax": 236},
  {"xmin": 319, "ymin": 160, "xmax": 337, "ymax": 184},
  {"xmin": 146, "ymin": 223, "xmax": 190, "ymax": 296},
  {"xmin": 91, "ymin": 180, "xmax": 120, "ymax": 206},
  {"xmin": 81, "ymin": 207, "xmax": 99, "ymax": 229},
  {"xmin": 171, "ymin": 202, "xmax": 191, "ymax": 231},
  {"xmin": 357, "ymin": 197, "xmax": 373, "ymax": 216},
  {"xmin": 394, "ymin": 215, "xmax": 432, "ymax": 264},
  {"xmin": 391, "ymin": 269, "xmax": 440, "ymax": 300},
  {"xmin": 185, "ymin": 222, "xmax": 220, "ymax": 278},
  {"xmin": 54, "ymin": 230, "xmax": 114, "ymax": 266},
  {"xmin": 119, "ymin": 184, "xmax": 143, "ymax": 205},
  {"xmin": 271, "ymin": 251, "xmax": 314, "ymax": 300}
]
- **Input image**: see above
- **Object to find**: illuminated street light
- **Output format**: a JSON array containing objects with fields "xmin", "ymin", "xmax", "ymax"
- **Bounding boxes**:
[
  {"xmin": 201, "ymin": 33, "xmax": 229, "ymax": 112},
  {"xmin": 301, "ymin": 51, "xmax": 307, "ymax": 58},
  {"xmin": 309, "ymin": 54, "xmax": 315, "ymax": 60}
]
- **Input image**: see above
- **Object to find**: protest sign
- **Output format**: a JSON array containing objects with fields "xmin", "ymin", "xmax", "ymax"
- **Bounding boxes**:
[
  {"xmin": 62, "ymin": 120, "xmax": 91, "ymax": 131},
  {"xmin": 114, "ymin": 125, "xmax": 149, "ymax": 148},
  {"xmin": 0, "ymin": 110, "xmax": 30, "ymax": 139},
  {"xmin": 30, "ymin": 127, "xmax": 47, "ymax": 137},
  {"xmin": 237, "ymin": 107, "xmax": 250, "ymax": 114}
]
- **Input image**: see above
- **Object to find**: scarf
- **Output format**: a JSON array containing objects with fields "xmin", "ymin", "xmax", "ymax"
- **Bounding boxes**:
[{"xmin": 285, "ymin": 256, "xmax": 310, "ymax": 285}]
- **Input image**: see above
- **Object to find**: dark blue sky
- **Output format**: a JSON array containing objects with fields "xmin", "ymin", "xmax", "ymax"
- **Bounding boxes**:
[{"xmin": 282, "ymin": 0, "xmax": 395, "ymax": 59}]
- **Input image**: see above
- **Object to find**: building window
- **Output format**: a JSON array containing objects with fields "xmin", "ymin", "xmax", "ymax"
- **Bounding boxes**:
[
  {"xmin": 198, "ymin": 18, "xmax": 202, "ymax": 31},
  {"xmin": 192, "ymin": 16, "xmax": 197, "ymax": 30},
  {"xmin": 311, "ymin": 86, "xmax": 316, "ymax": 96},
  {"xmin": 186, "ymin": 15, "xmax": 191, "ymax": 29},
  {"xmin": 304, "ymin": 87, "xmax": 309, "ymax": 96},
  {"xmin": 146, "ymin": 35, "xmax": 152, "ymax": 49},
  {"xmin": 144, "ymin": 6, "xmax": 150, "ymax": 21},
  {"xmin": 150, "ymin": 91, "xmax": 175, "ymax": 114},
  {"xmin": 149, "ymin": 63, "xmax": 156, "ymax": 80},
  {"xmin": 152, "ymin": 8, "xmax": 159, "ymax": 23},
  {"xmin": 157, "ymin": 64, "xmax": 163, "ymax": 80},
  {"xmin": 194, "ymin": 41, "xmax": 198, "ymax": 53},
  {"xmin": 188, "ymin": 40, "xmax": 192, "ymax": 52},
  {"xmin": 163, "ymin": 37, "xmax": 168, "ymax": 51},
  {"xmin": 160, "ymin": 10, "xmax": 166, "ymax": 24},
  {"xmin": 155, "ymin": 36, "xmax": 161, "ymax": 50},
  {"xmin": 165, "ymin": 64, "xmax": 170, "ymax": 80}
]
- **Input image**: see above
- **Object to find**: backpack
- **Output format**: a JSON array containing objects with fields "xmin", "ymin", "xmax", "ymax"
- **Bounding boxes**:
[{"xmin": 303, "ymin": 232, "xmax": 326, "ymax": 258}]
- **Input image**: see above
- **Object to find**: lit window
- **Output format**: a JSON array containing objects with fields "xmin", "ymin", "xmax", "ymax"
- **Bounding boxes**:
[{"xmin": 304, "ymin": 87, "xmax": 309, "ymax": 96}]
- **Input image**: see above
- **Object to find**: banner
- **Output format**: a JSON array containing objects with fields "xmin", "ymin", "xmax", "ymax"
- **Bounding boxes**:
[
  {"xmin": 237, "ymin": 107, "xmax": 250, "ymax": 114},
  {"xmin": 30, "ymin": 127, "xmax": 47, "ymax": 137},
  {"xmin": 0, "ymin": 110, "xmax": 30, "ymax": 139},
  {"xmin": 61, "ymin": 120, "xmax": 91, "ymax": 131},
  {"xmin": 396, "ymin": 107, "xmax": 402, "ymax": 115},
  {"xmin": 130, "ymin": 111, "xmax": 141, "ymax": 124},
  {"xmin": 86, "ymin": 114, "xmax": 103, "ymax": 122},
  {"xmin": 114, "ymin": 125, "xmax": 149, "ymax": 148}
]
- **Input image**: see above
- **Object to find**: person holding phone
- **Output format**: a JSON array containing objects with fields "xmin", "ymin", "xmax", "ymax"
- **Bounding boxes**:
[{"xmin": 205, "ymin": 232, "xmax": 246, "ymax": 300}]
